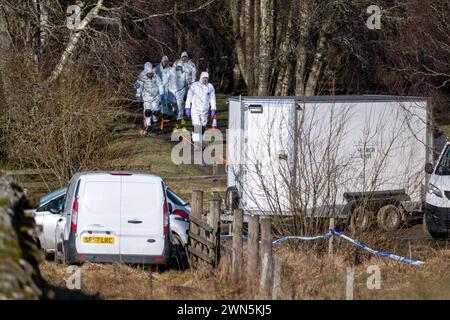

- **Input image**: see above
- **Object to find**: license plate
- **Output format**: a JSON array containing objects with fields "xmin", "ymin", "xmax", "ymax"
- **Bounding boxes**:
[{"xmin": 82, "ymin": 236, "xmax": 115, "ymax": 244}]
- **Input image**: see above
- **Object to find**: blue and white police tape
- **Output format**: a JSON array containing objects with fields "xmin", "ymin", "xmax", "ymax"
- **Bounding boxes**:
[
  {"xmin": 272, "ymin": 229, "xmax": 425, "ymax": 266},
  {"xmin": 330, "ymin": 229, "xmax": 425, "ymax": 265},
  {"xmin": 271, "ymin": 232, "xmax": 332, "ymax": 245}
]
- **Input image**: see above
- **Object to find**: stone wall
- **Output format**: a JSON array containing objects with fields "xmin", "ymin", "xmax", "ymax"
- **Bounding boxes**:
[{"xmin": 0, "ymin": 176, "xmax": 46, "ymax": 299}]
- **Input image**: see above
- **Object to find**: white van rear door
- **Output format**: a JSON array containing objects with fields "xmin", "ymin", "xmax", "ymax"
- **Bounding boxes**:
[
  {"xmin": 120, "ymin": 177, "xmax": 164, "ymax": 256},
  {"xmin": 75, "ymin": 176, "xmax": 121, "ymax": 255}
]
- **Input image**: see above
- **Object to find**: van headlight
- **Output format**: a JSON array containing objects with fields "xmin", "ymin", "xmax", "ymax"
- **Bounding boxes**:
[{"xmin": 428, "ymin": 183, "xmax": 443, "ymax": 198}]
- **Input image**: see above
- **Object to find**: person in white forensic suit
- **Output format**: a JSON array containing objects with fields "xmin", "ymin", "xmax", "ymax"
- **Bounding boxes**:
[
  {"xmin": 154, "ymin": 55, "xmax": 177, "ymax": 117},
  {"xmin": 135, "ymin": 63, "xmax": 164, "ymax": 132},
  {"xmin": 184, "ymin": 71, "xmax": 216, "ymax": 144},
  {"xmin": 172, "ymin": 51, "xmax": 197, "ymax": 122}
]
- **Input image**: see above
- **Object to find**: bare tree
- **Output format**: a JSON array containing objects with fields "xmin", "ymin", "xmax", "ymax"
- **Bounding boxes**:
[
  {"xmin": 230, "ymin": 1, "xmax": 356, "ymax": 96},
  {"xmin": 375, "ymin": 0, "xmax": 450, "ymax": 111}
]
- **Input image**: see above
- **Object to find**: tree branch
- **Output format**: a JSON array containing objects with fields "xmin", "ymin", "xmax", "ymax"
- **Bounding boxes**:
[{"xmin": 132, "ymin": 0, "xmax": 216, "ymax": 22}]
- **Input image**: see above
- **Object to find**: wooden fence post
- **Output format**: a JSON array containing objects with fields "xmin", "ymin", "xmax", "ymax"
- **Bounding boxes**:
[
  {"xmin": 247, "ymin": 215, "xmax": 259, "ymax": 284},
  {"xmin": 328, "ymin": 217, "xmax": 335, "ymax": 258},
  {"xmin": 209, "ymin": 198, "xmax": 221, "ymax": 266},
  {"xmin": 190, "ymin": 190, "xmax": 203, "ymax": 265},
  {"xmin": 272, "ymin": 257, "xmax": 282, "ymax": 300},
  {"xmin": 259, "ymin": 216, "xmax": 273, "ymax": 296},
  {"xmin": 346, "ymin": 265, "xmax": 355, "ymax": 300},
  {"xmin": 232, "ymin": 209, "xmax": 244, "ymax": 282}
]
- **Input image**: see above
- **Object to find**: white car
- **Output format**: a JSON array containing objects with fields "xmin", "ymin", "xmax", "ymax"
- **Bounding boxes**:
[
  {"xmin": 33, "ymin": 187, "xmax": 67, "ymax": 257},
  {"xmin": 33, "ymin": 175, "xmax": 191, "ymax": 263},
  {"xmin": 166, "ymin": 187, "xmax": 190, "ymax": 246}
]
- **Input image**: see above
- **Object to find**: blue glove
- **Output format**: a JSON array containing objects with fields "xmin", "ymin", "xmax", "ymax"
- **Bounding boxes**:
[
  {"xmin": 211, "ymin": 109, "xmax": 216, "ymax": 117},
  {"xmin": 160, "ymin": 94, "xmax": 165, "ymax": 101},
  {"xmin": 185, "ymin": 108, "xmax": 191, "ymax": 117},
  {"xmin": 133, "ymin": 81, "xmax": 141, "ymax": 90},
  {"xmin": 135, "ymin": 95, "xmax": 141, "ymax": 102}
]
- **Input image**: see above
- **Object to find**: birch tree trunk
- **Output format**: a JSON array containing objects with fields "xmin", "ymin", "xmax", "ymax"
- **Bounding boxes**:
[
  {"xmin": 257, "ymin": 0, "xmax": 274, "ymax": 95},
  {"xmin": 231, "ymin": 0, "xmax": 259, "ymax": 94},
  {"xmin": 32, "ymin": 0, "xmax": 49, "ymax": 66},
  {"xmin": 252, "ymin": 0, "xmax": 261, "ymax": 90},
  {"xmin": 232, "ymin": 58, "xmax": 243, "ymax": 93},
  {"xmin": 46, "ymin": 0, "xmax": 104, "ymax": 84},
  {"xmin": 243, "ymin": 0, "xmax": 256, "ymax": 93},
  {"xmin": 304, "ymin": 25, "xmax": 327, "ymax": 96},
  {"xmin": 294, "ymin": 1, "xmax": 311, "ymax": 96},
  {"xmin": 274, "ymin": 1, "xmax": 294, "ymax": 96}
]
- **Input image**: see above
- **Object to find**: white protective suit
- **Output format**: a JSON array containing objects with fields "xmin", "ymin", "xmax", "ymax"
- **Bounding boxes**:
[
  {"xmin": 171, "ymin": 54, "xmax": 197, "ymax": 120},
  {"xmin": 154, "ymin": 58, "xmax": 176, "ymax": 115},
  {"xmin": 185, "ymin": 72, "xmax": 216, "ymax": 142},
  {"xmin": 135, "ymin": 63, "xmax": 164, "ymax": 126}
]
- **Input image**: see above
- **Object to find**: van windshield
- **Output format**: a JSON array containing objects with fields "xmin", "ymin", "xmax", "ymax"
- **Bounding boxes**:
[{"xmin": 436, "ymin": 145, "xmax": 450, "ymax": 175}]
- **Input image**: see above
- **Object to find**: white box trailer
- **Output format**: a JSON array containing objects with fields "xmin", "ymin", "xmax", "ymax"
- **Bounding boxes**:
[{"xmin": 226, "ymin": 96, "xmax": 433, "ymax": 230}]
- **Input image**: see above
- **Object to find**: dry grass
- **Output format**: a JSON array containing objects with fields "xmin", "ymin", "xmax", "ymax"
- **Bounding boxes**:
[{"xmin": 40, "ymin": 238, "xmax": 450, "ymax": 300}]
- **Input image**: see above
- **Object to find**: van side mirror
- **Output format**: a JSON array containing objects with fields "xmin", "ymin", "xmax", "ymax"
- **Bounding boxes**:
[{"xmin": 425, "ymin": 163, "xmax": 434, "ymax": 174}]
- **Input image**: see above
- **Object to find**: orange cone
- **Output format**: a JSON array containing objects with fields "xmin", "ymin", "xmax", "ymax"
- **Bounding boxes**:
[{"xmin": 212, "ymin": 115, "xmax": 218, "ymax": 131}]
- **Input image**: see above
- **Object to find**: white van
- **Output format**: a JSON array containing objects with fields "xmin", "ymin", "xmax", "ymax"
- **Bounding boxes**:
[
  {"xmin": 61, "ymin": 172, "xmax": 170, "ymax": 264},
  {"xmin": 425, "ymin": 141, "xmax": 450, "ymax": 238}
]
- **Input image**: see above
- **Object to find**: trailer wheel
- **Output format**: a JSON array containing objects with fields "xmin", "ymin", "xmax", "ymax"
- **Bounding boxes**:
[
  {"xmin": 349, "ymin": 206, "xmax": 374, "ymax": 232},
  {"xmin": 377, "ymin": 205, "xmax": 402, "ymax": 231}
]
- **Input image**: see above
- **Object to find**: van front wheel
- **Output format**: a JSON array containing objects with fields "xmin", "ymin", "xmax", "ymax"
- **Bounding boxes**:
[{"xmin": 423, "ymin": 214, "xmax": 448, "ymax": 239}]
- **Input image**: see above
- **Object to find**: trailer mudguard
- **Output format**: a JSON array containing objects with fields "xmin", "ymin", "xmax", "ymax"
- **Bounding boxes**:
[{"xmin": 343, "ymin": 189, "xmax": 410, "ymax": 203}]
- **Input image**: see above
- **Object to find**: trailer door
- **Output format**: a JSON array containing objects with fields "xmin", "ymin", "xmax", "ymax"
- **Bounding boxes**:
[{"xmin": 241, "ymin": 100, "xmax": 295, "ymax": 213}]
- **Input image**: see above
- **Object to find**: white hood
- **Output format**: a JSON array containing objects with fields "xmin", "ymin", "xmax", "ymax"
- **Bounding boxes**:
[
  {"xmin": 199, "ymin": 72, "xmax": 209, "ymax": 82},
  {"xmin": 144, "ymin": 62, "xmax": 153, "ymax": 74}
]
